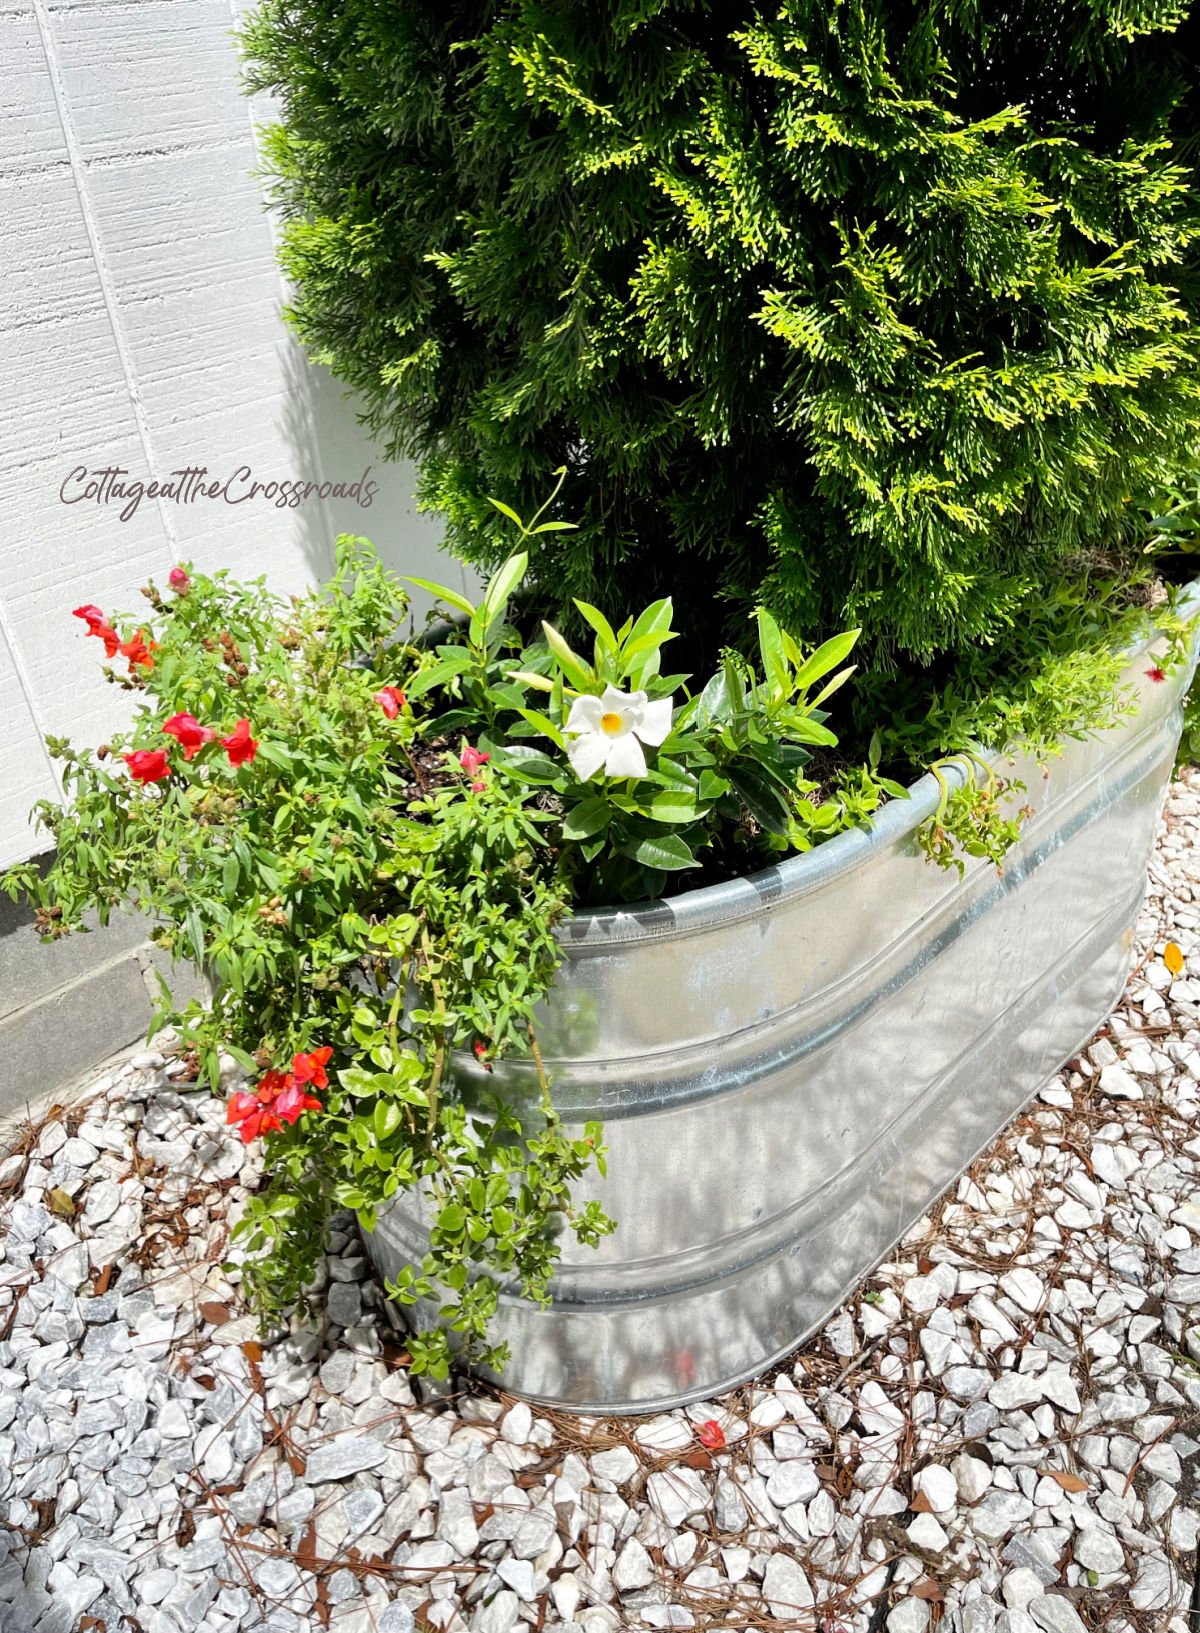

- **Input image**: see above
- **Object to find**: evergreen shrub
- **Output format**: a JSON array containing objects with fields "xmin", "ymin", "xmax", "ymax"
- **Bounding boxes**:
[{"xmin": 243, "ymin": 0, "xmax": 1200, "ymax": 668}]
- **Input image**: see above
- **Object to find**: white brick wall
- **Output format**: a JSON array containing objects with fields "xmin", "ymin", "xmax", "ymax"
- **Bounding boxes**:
[{"xmin": 0, "ymin": 0, "xmax": 466, "ymax": 867}]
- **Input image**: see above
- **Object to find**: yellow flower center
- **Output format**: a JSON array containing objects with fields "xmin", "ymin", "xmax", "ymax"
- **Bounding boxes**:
[{"xmin": 601, "ymin": 712, "xmax": 624, "ymax": 736}]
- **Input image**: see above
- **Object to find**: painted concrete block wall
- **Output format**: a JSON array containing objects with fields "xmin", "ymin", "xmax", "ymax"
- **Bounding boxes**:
[{"xmin": 0, "ymin": 0, "xmax": 464, "ymax": 872}]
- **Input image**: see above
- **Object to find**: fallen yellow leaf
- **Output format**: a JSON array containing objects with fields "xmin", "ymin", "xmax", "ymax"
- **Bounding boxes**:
[{"xmin": 1165, "ymin": 941, "xmax": 1185, "ymax": 976}]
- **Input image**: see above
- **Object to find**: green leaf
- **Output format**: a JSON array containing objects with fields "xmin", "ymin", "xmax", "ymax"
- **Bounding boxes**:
[
  {"xmin": 540, "ymin": 621, "xmax": 594, "ymax": 690},
  {"xmin": 642, "ymin": 788, "xmax": 702, "ymax": 824},
  {"xmin": 486, "ymin": 497, "xmax": 525, "ymax": 529},
  {"xmin": 728, "ymin": 760, "xmax": 792, "ymax": 835},
  {"xmin": 561, "ymin": 797, "xmax": 611, "ymax": 840},
  {"xmin": 404, "ymin": 650, "xmax": 475, "ymax": 698},
  {"xmin": 809, "ymin": 664, "xmax": 857, "ymax": 710},
  {"xmin": 793, "ymin": 629, "xmax": 861, "ymax": 692},
  {"xmin": 621, "ymin": 831, "xmax": 699, "ymax": 871},
  {"xmin": 756, "ymin": 607, "xmax": 789, "ymax": 698},
  {"xmin": 515, "ymin": 707, "xmax": 567, "ymax": 750},
  {"xmin": 698, "ymin": 769, "xmax": 731, "ymax": 802},
  {"xmin": 374, "ymin": 1101, "xmax": 403, "ymax": 1140},
  {"xmin": 781, "ymin": 715, "xmax": 839, "ymax": 747},
  {"xmin": 573, "ymin": 600, "xmax": 618, "ymax": 654},
  {"xmin": 256, "ymin": 741, "xmax": 292, "ymax": 773},
  {"xmin": 184, "ymin": 907, "xmax": 206, "ymax": 964},
  {"xmin": 625, "ymin": 597, "xmax": 673, "ymax": 644},
  {"xmin": 693, "ymin": 669, "xmax": 731, "ymax": 729},
  {"xmin": 493, "ymin": 745, "xmax": 563, "ymax": 785},
  {"xmin": 620, "ymin": 629, "xmax": 676, "ymax": 663},
  {"xmin": 482, "ymin": 551, "xmax": 528, "ymax": 630},
  {"xmin": 402, "ymin": 575, "xmax": 476, "ymax": 619}
]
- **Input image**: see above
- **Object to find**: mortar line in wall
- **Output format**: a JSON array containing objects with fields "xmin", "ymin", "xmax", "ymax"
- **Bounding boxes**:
[
  {"xmin": 226, "ymin": 0, "xmax": 338, "ymax": 581},
  {"xmin": 0, "ymin": 940, "xmax": 154, "ymax": 1031},
  {"xmin": 31, "ymin": 0, "xmax": 182, "ymax": 571}
]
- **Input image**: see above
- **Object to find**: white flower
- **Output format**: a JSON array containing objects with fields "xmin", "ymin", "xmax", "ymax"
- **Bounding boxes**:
[{"xmin": 563, "ymin": 684, "xmax": 674, "ymax": 782}]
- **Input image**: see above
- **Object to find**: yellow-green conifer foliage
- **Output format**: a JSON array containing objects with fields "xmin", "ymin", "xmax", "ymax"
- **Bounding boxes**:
[{"xmin": 243, "ymin": 1, "xmax": 1200, "ymax": 662}]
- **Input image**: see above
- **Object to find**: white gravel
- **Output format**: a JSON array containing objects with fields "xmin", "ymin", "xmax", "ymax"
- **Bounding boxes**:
[{"xmin": 5, "ymin": 773, "xmax": 1200, "ymax": 1632}]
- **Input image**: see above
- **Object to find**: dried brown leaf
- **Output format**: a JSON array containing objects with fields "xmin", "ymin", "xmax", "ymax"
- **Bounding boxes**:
[{"xmin": 1042, "ymin": 1469, "xmax": 1088, "ymax": 1493}]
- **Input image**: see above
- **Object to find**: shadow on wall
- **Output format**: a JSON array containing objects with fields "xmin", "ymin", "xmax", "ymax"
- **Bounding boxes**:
[{"xmin": 276, "ymin": 338, "xmax": 477, "ymax": 619}]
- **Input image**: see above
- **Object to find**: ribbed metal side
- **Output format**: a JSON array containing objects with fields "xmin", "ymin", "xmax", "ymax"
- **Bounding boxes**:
[{"xmin": 368, "ymin": 606, "xmax": 1200, "ymax": 1412}]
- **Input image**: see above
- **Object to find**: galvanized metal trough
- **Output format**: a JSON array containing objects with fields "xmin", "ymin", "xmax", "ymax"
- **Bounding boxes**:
[{"xmin": 368, "ymin": 615, "xmax": 1199, "ymax": 1413}]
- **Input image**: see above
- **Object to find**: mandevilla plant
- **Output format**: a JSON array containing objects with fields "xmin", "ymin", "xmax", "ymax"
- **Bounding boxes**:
[
  {"xmin": 407, "ymin": 512, "xmax": 867, "ymax": 904},
  {"xmin": 0, "ymin": 526, "xmax": 880, "ymax": 1373}
]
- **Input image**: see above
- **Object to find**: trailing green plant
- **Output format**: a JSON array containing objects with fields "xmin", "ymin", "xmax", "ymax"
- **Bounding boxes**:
[
  {"xmin": 863, "ymin": 563, "xmax": 1194, "ymax": 754},
  {"xmin": 0, "ymin": 546, "xmax": 613, "ymax": 1378},
  {"xmin": 918, "ymin": 753, "xmax": 1029, "ymax": 877},
  {"xmin": 241, "ymin": 0, "xmax": 1200, "ymax": 672}
]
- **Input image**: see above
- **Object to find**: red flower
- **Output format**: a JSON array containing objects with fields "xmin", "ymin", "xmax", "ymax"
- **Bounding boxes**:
[
  {"xmin": 226, "ymin": 1077, "xmax": 286, "ymax": 1144},
  {"xmin": 161, "ymin": 712, "xmax": 216, "ymax": 761},
  {"xmin": 168, "ymin": 566, "xmax": 191, "ymax": 595},
  {"xmin": 374, "ymin": 687, "xmax": 406, "ymax": 719},
  {"xmin": 460, "ymin": 746, "xmax": 490, "ymax": 774},
  {"xmin": 473, "ymin": 1039, "xmax": 494, "ymax": 1074},
  {"xmin": 696, "ymin": 1420, "xmax": 726, "ymax": 1451},
  {"xmin": 226, "ymin": 1067, "xmax": 321, "ymax": 1145},
  {"xmin": 73, "ymin": 605, "xmax": 121, "ymax": 657},
  {"xmin": 272, "ymin": 1080, "xmax": 322, "ymax": 1125},
  {"xmin": 292, "ymin": 1045, "xmax": 333, "ymax": 1089},
  {"xmin": 123, "ymin": 749, "xmax": 170, "ymax": 785},
  {"xmin": 221, "ymin": 718, "xmax": 258, "ymax": 767},
  {"xmin": 119, "ymin": 629, "xmax": 157, "ymax": 672},
  {"xmin": 1146, "ymin": 666, "xmax": 1167, "ymax": 684}
]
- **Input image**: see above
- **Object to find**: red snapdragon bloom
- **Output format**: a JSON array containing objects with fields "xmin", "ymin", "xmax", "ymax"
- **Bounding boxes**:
[
  {"xmin": 226, "ymin": 1072, "xmax": 287, "ymax": 1144},
  {"xmin": 292, "ymin": 1045, "xmax": 333, "ymax": 1089},
  {"xmin": 119, "ymin": 629, "xmax": 157, "ymax": 672},
  {"xmin": 221, "ymin": 718, "xmax": 258, "ymax": 767},
  {"xmin": 123, "ymin": 749, "xmax": 170, "ymax": 785},
  {"xmin": 161, "ymin": 712, "xmax": 216, "ymax": 761},
  {"xmin": 460, "ymin": 746, "xmax": 489, "ymax": 774},
  {"xmin": 271, "ymin": 1080, "xmax": 322, "ymax": 1125},
  {"xmin": 226, "ymin": 1065, "xmax": 322, "ymax": 1145},
  {"xmin": 1146, "ymin": 666, "xmax": 1167, "ymax": 684},
  {"xmin": 696, "ymin": 1420, "xmax": 726, "ymax": 1451},
  {"xmin": 374, "ymin": 687, "xmax": 406, "ymax": 719},
  {"xmin": 225, "ymin": 1089, "xmax": 278, "ymax": 1144},
  {"xmin": 168, "ymin": 566, "xmax": 191, "ymax": 595},
  {"xmin": 73, "ymin": 605, "xmax": 121, "ymax": 658}
]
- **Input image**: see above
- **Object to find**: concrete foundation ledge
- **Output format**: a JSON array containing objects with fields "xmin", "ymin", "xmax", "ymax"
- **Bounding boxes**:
[{"xmin": 0, "ymin": 858, "xmax": 208, "ymax": 1121}]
